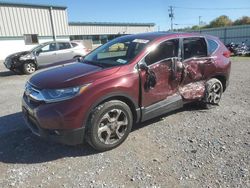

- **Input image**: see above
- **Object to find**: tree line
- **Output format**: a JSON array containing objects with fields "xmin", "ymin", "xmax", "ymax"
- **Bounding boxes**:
[{"xmin": 176, "ymin": 16, "xmax": 250, "ymax": 31}]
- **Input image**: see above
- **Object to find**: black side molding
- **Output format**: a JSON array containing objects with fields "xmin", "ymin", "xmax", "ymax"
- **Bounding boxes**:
[{"xmin": 141, "ymin": 94, "xmax": 183, "ymax": 122}]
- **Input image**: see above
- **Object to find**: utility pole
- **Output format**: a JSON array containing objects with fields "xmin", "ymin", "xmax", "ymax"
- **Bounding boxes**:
[
  {"xmin": 199, "ymin": 16, "xmax": 202, "ymax": 33},
  {"xmin": 168, "ymin": 6, "xmax": 174, "ymax": 31},
  {"xmin": 49, "ymin": 7, "xmax": 56, "ymax": 41}
]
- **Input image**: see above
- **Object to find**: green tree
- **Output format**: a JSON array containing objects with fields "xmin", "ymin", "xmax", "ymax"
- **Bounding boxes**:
[
  {"xmin": 208, "ymin": 15, "xmax": 232, "ymax": 28},
  {"xmin": 191, "ymin": 25, "xmax": 200, "ymax": 30},
  {"xmin": 233, "ymin": 16, "xmax": 250, "ymax": 25}
]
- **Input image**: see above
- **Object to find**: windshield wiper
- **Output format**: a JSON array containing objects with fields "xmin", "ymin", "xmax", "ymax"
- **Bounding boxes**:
[{"xmin": 83, "ymin": 60, "xmax": 105, "ymax": 68}]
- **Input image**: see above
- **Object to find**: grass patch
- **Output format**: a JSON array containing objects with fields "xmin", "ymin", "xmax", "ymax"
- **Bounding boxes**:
[{"xmin": 230, "ymin": 56, "xmax": 250, "ymax": 62}]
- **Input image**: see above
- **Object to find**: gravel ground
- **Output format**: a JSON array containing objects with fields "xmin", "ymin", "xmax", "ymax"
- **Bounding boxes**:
[{"xmin": 0, "ymin": 59, "xmax": 249, "ymax": 188}]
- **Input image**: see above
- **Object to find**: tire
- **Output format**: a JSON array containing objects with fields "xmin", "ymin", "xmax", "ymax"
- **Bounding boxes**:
[
  {"xmin": 86, "ymin": 100, "xmax": 133, "ymax": 151},
  {"xmin": 23, "ymin": 62, "xmax": 36, "ymax": 74},
  {"xmin": 201, "ymin": 78, "xmax": 223, "ymax": 109},
  {"xmin": 73, "ymin": 56, "xmax": 83, "ymax": 62}
]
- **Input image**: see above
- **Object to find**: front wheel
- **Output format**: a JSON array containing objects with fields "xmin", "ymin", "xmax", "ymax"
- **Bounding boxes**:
[
  {"xmin": 87, "ymin": 100, "xmax": 133, "ymax": 151},
  {"xmin": 23, "ymin": 62, "xmax": 36, "ymax": 74},
  {"xmin": 202, "ymin": 78, "xmax": 223, "ymax": 109}
]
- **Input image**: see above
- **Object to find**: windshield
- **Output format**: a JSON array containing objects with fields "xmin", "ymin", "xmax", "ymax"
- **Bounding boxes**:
[
  {"xmin": 30, "ymin": 43, "xmax": 48, "ymax": 52},
  {"xmin": 84, "ymin": 36, "xmax": 151, "ymax": 67}
]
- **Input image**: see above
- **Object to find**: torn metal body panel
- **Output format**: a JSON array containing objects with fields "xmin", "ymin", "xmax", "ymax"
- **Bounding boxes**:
[
  {"xmin": 177, "ymin": 58, "xmax": 209, "ymax": 101},
  {"xmin": 184, "ymin": 62, "xmax": 203, "ymax": 81},
  {"xmin": 179, "ymin": 81, "xmax": 205, "ymax": 100}
]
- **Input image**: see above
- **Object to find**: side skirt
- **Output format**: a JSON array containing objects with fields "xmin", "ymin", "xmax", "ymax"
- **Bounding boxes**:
[{"xmin": 141, "ymin": 94, "xmax": 183, "ymax": 122}]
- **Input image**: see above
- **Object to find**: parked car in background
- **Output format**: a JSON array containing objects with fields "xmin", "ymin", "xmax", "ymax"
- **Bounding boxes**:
[
  {"xmin": 22, "ymin": 32, "xmax": 231, "ymax": 151},
  {"xmin": 234, "ymin": 42, "xmax": 250, "ymax": 56},
  {"xmin": 4, "ymin": 41, "xmax": 88, "ymax": 74},
  {"xmin": 226, "ymin": 42, "xmax": 250, "ymax": 56},
  {"xmin": 226, "ymin": 42, "xmax": 238, "ymax": 54}
]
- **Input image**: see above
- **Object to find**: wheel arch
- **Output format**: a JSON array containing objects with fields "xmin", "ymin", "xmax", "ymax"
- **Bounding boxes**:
[
  {"xmin": 23, "ymin": 59, "xmax": 38, "ymax": 70},
  {"xmin": 73, "ymin": 55, "xmax": 81, "ymax": 59},
  {"xmin": 211, "ymin": 75, "xmax": 227, "ymax": 92},
  {"xmin": 84, "ymin": 93, "xmax": 140, "ymax": 131}
]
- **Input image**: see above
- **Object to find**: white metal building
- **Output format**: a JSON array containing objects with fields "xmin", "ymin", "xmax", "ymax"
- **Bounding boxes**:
[
  {"xmin": 0, "ymin": 1, "xmax": 155, "ymax": 60},
  {"xmin": 190, "ymin": 25, "xmax": 250, "ymax": 46}
]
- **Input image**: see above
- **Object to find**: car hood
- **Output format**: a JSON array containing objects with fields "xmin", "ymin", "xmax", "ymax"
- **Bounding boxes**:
[
  {"xmin": 7, "ymin": 51, "xmax": 31, "ymax": 59},
  {"xmin": 29, "ymin": 62, "xmax": 120, "ymax": 89}
]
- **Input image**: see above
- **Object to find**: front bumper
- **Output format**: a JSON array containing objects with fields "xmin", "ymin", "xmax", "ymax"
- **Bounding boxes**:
[
  {"xmin": 4, "ymin": 57, "xmax": 23, "ymax": 70},
  {"xmin": 4, "ymin": 58, "xmax": 12, "ymax": 69},
  {"xmin": 22, "ymin": 95, "xmax": 85, "ymax": 145}
]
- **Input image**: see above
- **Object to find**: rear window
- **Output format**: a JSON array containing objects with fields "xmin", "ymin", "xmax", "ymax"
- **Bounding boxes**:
[
  {"xmin": 183, "ymin": 37, "xmax": 207, "ymax": 60},
  {"xmin": 207, "ymin": 39, "xmax": 219, "ymax": 55}
]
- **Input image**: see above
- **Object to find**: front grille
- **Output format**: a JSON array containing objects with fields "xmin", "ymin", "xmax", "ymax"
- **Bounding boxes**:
[
  {"xmin": 4, "ymin": 58, "xmax": 12, "ymax": 68},
  {"xmin": 24, "ymin": 83, "xmax": 45, "ymax": 107},
  {"xmin": 22, "ymin": 106, "xmax": 40, "ymax": 135},
  {"xmin": 23, "ymin": 94, "xmax": 43, "ymax": 108}
]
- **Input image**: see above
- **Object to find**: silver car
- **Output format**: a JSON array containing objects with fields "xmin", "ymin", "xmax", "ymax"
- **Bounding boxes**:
[{"xmin": 4, "ymin": 41, "xmax": 88, "ymax": 74}]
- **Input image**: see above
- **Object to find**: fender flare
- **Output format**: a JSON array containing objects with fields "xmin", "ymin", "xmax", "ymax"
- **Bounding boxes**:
[{"xmin": 83, "ymin": 92, "xmax": 141, "ymax": 129}]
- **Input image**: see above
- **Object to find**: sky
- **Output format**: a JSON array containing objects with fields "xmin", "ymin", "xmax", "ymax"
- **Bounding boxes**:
[{"xmin": 3, "ymin": 0, "xmax": 250, "ymax": 30}]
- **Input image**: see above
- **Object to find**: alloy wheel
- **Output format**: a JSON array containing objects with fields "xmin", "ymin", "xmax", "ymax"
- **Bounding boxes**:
[
  {"xmin": 207, "ymin": 82, "xmax": 222, "ymax": 104},
  {"xmin": 97, "ymin": 109, "xmax": 128, "ymax": 145},
  {"xmin": 26, "ymin": 63, "xmax": 36, "ymax": 73}
]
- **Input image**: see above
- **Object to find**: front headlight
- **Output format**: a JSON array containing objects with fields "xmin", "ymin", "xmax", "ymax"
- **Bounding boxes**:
[
  {"xmin": 41, "ymin": 84, "xmax": 91, "ymax": 103},
  {"xmin": 19, "ymin": 54, "xmax": 34, "ymax": 61}
]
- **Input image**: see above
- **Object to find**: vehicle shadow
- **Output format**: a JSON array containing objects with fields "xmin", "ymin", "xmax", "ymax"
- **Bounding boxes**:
[
  {"xmin": 0, "ymin": 103, "xmax": 207, "ymax": 164},
  {"xmin": 0, "ymin": 70, "xmax": 19, "ymax": 77},
  {"xmin": 0, "ymin": 112, "xmax": 99, "ymax": 164}
]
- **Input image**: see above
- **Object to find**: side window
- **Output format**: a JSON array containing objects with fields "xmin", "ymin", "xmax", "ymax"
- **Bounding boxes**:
[
  {"xmin": 183, "ymin": 37, "xmax": 207, "ymax": 60},
  {"xmin": 207, "ymin": 39, "xmax": 219, "ymax": 55},
  {"xmin": 145, "ymin": 39, "xmax": 179, "ymax": 66},
  {"xmin": 58, "ymin": 42, "xmax": 72, "ymax": 50},
  {"xmin": 40, "ymin": 43, "xmax": 57, "ymax": 52}
]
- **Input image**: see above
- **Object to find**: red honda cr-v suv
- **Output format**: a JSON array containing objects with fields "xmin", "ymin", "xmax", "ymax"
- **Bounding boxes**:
[{"xmin": 22, "ymin": 32, "xmax": 231, "ymax": 151}]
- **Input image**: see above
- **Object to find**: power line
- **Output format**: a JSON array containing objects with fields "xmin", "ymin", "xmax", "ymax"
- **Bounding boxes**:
[
  {"xmin": 174, "ymin": 23, "xmax": 194, "ymax": 26},
  {"xmin": 173, "ymin": 6, "xmax": 250, "ymax": 10}
]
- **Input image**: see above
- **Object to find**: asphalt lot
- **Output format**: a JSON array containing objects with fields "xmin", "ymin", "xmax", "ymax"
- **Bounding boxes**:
[{"xmin": 0, "ymin": 59, "xmax": 249, "ymax": 187}]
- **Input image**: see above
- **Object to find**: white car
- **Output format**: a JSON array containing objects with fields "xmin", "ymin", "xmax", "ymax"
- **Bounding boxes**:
[{"xmin": 4, "ymin": 41, "xmax": 88, "ymax": 74}]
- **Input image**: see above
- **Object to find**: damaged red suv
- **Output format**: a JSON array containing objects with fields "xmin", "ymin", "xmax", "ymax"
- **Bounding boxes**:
[{"xmin": 22, "ymin": 32, "xmax": 231, "ymax": 151}]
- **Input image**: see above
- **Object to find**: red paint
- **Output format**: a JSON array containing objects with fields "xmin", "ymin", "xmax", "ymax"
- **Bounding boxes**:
[{"xmin": 22, "ymin": 32, "xmax": 231, "ymax": 132}]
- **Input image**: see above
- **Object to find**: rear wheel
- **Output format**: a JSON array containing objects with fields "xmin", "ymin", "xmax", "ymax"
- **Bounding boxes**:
[
  {"xmin": 87, "ymin": 100, "xmax": 133, "ymax": 151},
  {"xmin": 73, "ymin": 55, "xmax": 82, "ymax": 62},
  {"xmin": 23, "ymin": 62, "xmax": 36, "ymax": 74},
  {"xmin": 202, "ymin": 78, "xmax": 223, "ymax": 109}
]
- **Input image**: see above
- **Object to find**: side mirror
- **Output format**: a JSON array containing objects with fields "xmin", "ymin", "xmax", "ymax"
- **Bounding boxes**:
[
  {"xmin": 139, "ymin": 63, "xmax": 156, "ymax": 90},
  {"xmin": 139, "ymin": 63, "xmax": 149, "ymax": 73},
  {"xmin": 35, "ymin": 49, "xmax": 41, "ymax": 56}
]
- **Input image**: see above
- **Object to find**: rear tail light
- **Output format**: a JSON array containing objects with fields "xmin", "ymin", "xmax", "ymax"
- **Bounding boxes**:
[{"xmin": 223, "ymin": 50, "xmax": 231, "ymax": 58}]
